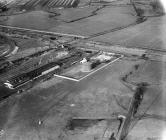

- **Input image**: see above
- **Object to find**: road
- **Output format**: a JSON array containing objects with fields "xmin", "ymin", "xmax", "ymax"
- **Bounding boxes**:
[
  {"xmin": 117, "ymin": 92, "xmax": 136, "ymax": 140},
  {"xmin": 0, "ymin": 35, "xmax": 16, "ymax": 59}
]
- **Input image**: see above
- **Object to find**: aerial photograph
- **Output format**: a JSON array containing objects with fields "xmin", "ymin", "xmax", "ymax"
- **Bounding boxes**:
[{"xmin": 0, "ymin": 0, "xmax": 166, "ymax": 140}]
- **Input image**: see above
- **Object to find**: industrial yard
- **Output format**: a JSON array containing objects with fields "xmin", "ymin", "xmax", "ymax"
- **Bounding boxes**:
[{"xmin": 0, "ymin": 0, "xmax": 166, "ymax": 140}]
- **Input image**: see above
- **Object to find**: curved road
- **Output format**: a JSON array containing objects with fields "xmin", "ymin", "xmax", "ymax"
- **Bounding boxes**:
[{"xmin": 0, "ymin": 35, "xmax": 16, "ymax": 59}]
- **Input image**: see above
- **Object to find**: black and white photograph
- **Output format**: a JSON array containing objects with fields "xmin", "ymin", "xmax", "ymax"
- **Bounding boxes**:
[{"xmin": 0, "ymin": 0, "xmax": 166, "ymax": 140}]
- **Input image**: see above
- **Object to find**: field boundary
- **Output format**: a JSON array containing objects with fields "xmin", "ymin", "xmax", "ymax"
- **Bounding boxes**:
[{"xmin": 54, "ymin": 55, "xmax": 123, "ymax": 82}]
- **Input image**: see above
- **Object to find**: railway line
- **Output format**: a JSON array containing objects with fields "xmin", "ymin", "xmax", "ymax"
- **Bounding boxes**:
[
  {"xmin": 0, "ymin": 24, "xmax": 86, "ymax": 39},
  {"xmin": 134, "ymin": 46, "xmax": 166, "ymax": 54}
]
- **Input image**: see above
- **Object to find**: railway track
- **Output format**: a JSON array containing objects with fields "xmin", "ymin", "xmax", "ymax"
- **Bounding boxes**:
[
  {"xmin": 137, "ymin": 46, "xmax": 166, "ymax": 54},
  {"xmin": 0, "ymin": 24, "xmax": 86, "ymax": 39},
  {"xmin": 93, "ymin": 41, "xmax": 166, "ymax": 56}
]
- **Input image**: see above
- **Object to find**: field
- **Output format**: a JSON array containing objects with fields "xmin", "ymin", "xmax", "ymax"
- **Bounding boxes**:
[
  {"xmin": 0, "ymin": 58, "xmax": 136, "ymax": 140},
  {"xmin": 0, "ymin": 1, "xmax": 166, "ymax": 140}
]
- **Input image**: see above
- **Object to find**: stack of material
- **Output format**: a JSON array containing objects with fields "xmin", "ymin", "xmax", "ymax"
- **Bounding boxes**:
[
  {"xmin": 81, "ymin": 62, "xmax": 91, "ymax": 72},
  {"xmin": 39, "ymin": 0, "xmax": 80, "ymax": 8},
  {"xmin": 5, "ymin": 0, "xmax": 80, "ymax": 10}
]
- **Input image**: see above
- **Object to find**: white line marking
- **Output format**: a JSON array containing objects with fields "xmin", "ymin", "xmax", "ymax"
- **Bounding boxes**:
[
  {"xmin": 79, "ymin": 55, "xmax": 123, "ymax": 81},
  {"xmin": 54, "ymin": 55, "xmax": 123, "ymax": 82},
  {"xmin": 53, "ymin": 74, "xmax": 79, "ymax": 82},
  {"xmin": 13, "ymin": 56, "xmax": 123, "ymax": 87}
]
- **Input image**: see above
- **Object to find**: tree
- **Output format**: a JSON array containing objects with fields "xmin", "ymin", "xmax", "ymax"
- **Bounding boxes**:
[
  {"xmin": 150, "ymin": 0, "xmax": 164, "ymax": 15},
  {"xmin": 0, "ymin": 2, "xmax": 8, "ymax": 12},
  {"xmin": 130, "ymin": 0, "xmax": 144, "ymax": 17}
]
